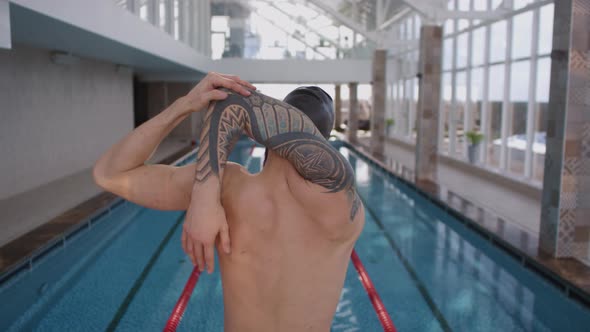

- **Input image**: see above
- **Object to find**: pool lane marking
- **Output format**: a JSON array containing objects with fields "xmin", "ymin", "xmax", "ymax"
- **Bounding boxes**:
[
  {"xmin": 106, "ymin": 212, "xmax": 186, "ymax": 332},
  {"xmin": 163, "ymin": 143, "xmax": 258, "ymax": 331},
  {"xmin": 351, "ymin": 249, "xmax": 397, "ymax": 332},
  {"xmin": 357, "ymin": 193, "xmax": 454, "ymax": 332}
]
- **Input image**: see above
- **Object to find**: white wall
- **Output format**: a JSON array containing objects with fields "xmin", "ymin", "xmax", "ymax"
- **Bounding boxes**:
[{"xmin": 0, "ymin": 45, "xmax": 133, "ymax": 199}]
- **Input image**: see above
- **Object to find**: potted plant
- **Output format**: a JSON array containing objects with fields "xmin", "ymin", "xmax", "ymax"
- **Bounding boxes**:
[
  {"xmin": 466, "ymin": 130, "xmax": 484, "ymax": 164},
  {"xmin": 385, "ymin": 118, "xmax": 395, "ymax": 136}
]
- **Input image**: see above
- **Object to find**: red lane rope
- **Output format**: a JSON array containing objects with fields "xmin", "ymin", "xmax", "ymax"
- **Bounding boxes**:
[
  {"xmin": 163, "ymin": 267, "xmax": 201, "ymax": 332},
  {"xmin": 351, "ymin": 249, "xmax": 397, "ymax": 332}
]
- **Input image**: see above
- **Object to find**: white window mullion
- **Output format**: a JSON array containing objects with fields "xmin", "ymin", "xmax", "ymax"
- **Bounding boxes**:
[
  {"xmin": 464, "ymin": 0, "xmax": 474, "ymax": 160},
  {"xmin": 524, "ymin": 7, "xmax": 541, "ymax": 178},
  {"xmin": 499, "ymin": 1, "xmax": 514, "ymax": 170},
  {"xmin": 480, "ymin": 0, "xmax": 492, "ymax": 164},
  {"xmin": 165, "ymin": 0, "xmax": 174, "ymax": 35},
  {"xmin": 449, "ymin": 19, "xmax": 458, "ymax": 155}
]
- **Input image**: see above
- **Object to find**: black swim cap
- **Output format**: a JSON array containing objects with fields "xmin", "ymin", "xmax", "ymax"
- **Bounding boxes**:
[{"xmin": 283, "ymin": 86, "xmax": 334, "ymax": 139}]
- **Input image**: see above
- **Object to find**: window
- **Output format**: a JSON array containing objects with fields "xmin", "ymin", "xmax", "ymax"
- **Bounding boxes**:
[
  {"xmin": 512, "ymin": 12, "xmax": 533, "ymax": 60},
  {"xmin": 457, "ymin": 33, "xmax": 469, "ymax": 69},
  {"xmin": 472, "ymin": 27, "xmax": 485, "ymax": 67},
  {"xmin": 440, "ymin": 73, "xmax": 453, "ymax": 154},
  {"xmin": 538, "ymin": 4, "xmax": 554, "ymax": 55},
  {"xmin": 508, "ymin": 60, "xmax": 531, "ymax": 175},
  {"xmin": 443, "ymin": 38, "xmax": 454, "ymax": 70},
  {"xmin": 490, "ymin": 21, "xmax": 507, "ymax": 63},
  {"xmin": 487, "ymin": 64, "xmax": 505, "ymax": 168},
  {"xmin": 455, "ymin": 71, "xmax": 468, "ymax": 158},
  {"xmin": 533, "ymin": 57, "xmax": 551, "ymax": 181},
  {"xmin": 407, "ymin": 0, "xmax": 554, "ymax": 180}
]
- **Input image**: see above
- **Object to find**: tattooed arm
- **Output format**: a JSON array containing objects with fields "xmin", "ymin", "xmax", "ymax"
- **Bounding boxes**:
[
  {"xmin": 195, "ymin": 89, "xmax": 360, "ymax": 219},
  {"xmin": 185, "ymin": 89, "xmax": 361, "ymax": 272}
]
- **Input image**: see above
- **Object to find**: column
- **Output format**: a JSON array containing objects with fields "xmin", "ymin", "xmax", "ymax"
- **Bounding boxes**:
[
  {"xmin": 539, "ymin": 0, "xmax": 590, "ymax": 261},
  {"xmin": 165, "ymin": 0, "xmax": 174, "ymax": 35},
  {"xmin": 334, "ymin": 84, "xmax": 342, "ymax": 130},
  {"xmin": 415, "ymin": 25, "xmax": 443, "ymax": 187},
  {"xmin": 0, "ymin": 0, "xmax": 11, "ymax": 49},
  {"xmin": 348, "ymin": 82, "xmax": 359, "ymax": 144},
  {"xmin": 147, "ymin": 0, "xmax": 160, "ymax": 26},
  {"xmin": 370, "ymin": 49, "xmax": 387, "ymax": 159},
  {"xmin": 178, "ymin": 0, "xmax": 186, "ymax": 42}
]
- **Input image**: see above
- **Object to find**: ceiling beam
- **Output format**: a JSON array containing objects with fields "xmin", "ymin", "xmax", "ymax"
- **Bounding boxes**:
[
  {"xmin": 264, "ymin": 1, "xmax": 342, "ymax": 50},
  {"xmin": 253, "ymin": 8, "xmax": 330, "ymax": 59},
  {"xmin": 303, "ymin": 0, "xmax": 377, "ymax": 42}
]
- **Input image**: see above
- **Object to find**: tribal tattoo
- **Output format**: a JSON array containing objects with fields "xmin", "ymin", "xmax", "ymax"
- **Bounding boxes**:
[{"xmin": 194, "ymin": 89, "xmax": 361, "ymax": 221}]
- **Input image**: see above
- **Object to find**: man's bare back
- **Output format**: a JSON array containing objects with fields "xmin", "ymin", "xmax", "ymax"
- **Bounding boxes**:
[{"xmin": 219, "ymin": 158, "xmax": 364, "ymax": 332}]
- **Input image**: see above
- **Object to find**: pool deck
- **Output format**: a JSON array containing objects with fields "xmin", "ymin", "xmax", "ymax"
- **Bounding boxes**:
[
  {"xmin": 0, "ymin": 140, "xmax": 193, "ymax": 284},
  {"xmin": 341, "ymin": 135, "xmax": 590, "ymax": 308}
]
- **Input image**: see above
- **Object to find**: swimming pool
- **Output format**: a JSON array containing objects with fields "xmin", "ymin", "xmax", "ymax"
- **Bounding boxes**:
[{"xmin": 1, "ymin": 139, "xmax": 589, "ymax": 331}]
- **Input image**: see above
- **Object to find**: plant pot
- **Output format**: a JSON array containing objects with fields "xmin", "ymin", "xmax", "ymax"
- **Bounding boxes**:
[{"xmin": 468, "ymin": 144, "xmax": 480, "ymax": 164}]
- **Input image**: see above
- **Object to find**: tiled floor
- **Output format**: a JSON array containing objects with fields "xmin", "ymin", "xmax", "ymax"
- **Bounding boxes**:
[
  {"xmin": 0, "ymin": 138, "xmax": 193, "ymax": 278},
  {"xmin": 345, "ymin": 137, "xmax": 590, "ymax": 305}
]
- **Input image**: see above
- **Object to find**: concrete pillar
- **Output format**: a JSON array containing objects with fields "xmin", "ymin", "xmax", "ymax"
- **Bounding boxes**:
[
  {"xmin": 0, "ymin": 0, "xmax": 11, "ymax": 49},
  {"xmin": 165, "ymin": 0, "xmax": 174, "ymax": 35},
  {"xmin": 348, "ymin": 82, "xmax": 359, "ymax": 144},
  {"xmin": 334, "ymin": 84, "xmax": 342, "ymax": 129},
  {"xmin": 415, "ymin": 25, "xmax": 443, "ymax": 187},
  {"xmin": 539, "ymin": 0, "xmax": 590, "ymax": 262},
  {"xmin": 147, "ymin": 0, "xmax": 160, "ymax": 26},
  {"xmin": 370, "ymin": 49, "xmax": 387, "ymax": 159}
]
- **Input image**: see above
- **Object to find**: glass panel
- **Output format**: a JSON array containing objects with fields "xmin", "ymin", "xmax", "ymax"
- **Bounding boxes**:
[
  {"xmin": 470, "ymin": 68, "xmax": 485, "ymax": 163},
  {"xmin": 457, "ymin": 33, "xmax": 469, "ymax": 69},
  {"xmin": 458, "ymin": 0, "xmax": 470, "ymax": 11},
  {"xmin": 412, "ymin": 78, "xmax": 419, "ymax": 140},
  {"xmin": 512, "ymin": 11, "xmax": 533, "ymax": 59},
  {"xmin": 401, "ymin": 79, "xmax": 410, "ymax": 136},
  {"xmin": 490, "ymin": 20, "xmax": 507, "ymax": 63},
  {"xmin": 441, "ymin": 73, "xmax": 453, "ymax": 153},
  {"xmin": 487, "ymin": 64, "xmax": 505, "ymax": 168},
  {"xmin": 473, "ymin": 0, "xmax": 487, "ymax": 10},
  {"xmin": 533, "ymin": 57, "xmax": 551, "ymax": 181},
  {"xmin": 539, "ymin": 4, "xmax": 554, "ymax": 55},
  {"xmin": 444, "ymin": 19, "xmax": 454, "ymax": 35},
  {"xmin": 472, "ymin": 27, "xmax": 485, "ymax": 67},
  {"xmin": 507, "ymin": 60, "xmax": 531, "ymax": 175},
  {"xmin": 159, "ymin": 1, "xmax": 166, "ymax": 28},
  {"xmin": 458, "ymin": 19, "xmax": 469, "ymax": 31},
  {"xmin": 455, "ymin": 71, "xmax": 468, "ymax": 158},
  {"xmin": 514, "ymin": 0, "xmax": 534, "ymax": 9},
  {"xmin": 174, "ymin": 0, "xmax": 179, "ymax": 40},
  {"xmin": 140, "ymin": 4, "xmax": 148, "ymax": 20},
  {"xmin": 443, "ymin": 38, "xmax": 454, "ymax": 70}
]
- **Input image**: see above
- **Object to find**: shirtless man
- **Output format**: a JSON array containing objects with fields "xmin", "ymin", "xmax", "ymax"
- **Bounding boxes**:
[{"xmin": 93, "ymin": 72, "xmax": 365, "ymax": 332}]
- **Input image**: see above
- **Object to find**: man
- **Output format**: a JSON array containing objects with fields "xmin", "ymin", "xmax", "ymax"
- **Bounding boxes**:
[{"xmin": 93, "ymin": 72, "xmax": 365, "ymax": 332}]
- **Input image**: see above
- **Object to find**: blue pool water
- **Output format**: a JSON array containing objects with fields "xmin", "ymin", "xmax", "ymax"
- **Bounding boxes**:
[{"xmin": 1, "ymin": 139, "xmax": 589, "ymax": 331}]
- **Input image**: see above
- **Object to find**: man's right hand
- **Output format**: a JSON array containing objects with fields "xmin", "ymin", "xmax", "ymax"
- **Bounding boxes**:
[{"xmin": 179, "ymin": 72, "xmax": 255, "ymax": 115}]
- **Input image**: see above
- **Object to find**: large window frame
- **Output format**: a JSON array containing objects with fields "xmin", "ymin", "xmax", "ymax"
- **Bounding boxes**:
[{"xmin": 438, "ymin": 0, "xmax": 553, "ymax": 182}]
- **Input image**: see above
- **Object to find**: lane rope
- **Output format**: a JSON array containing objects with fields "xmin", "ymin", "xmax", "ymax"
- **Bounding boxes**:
[
  {"xmin": 163, "ymin": 267, "xmax": 201, "ymax": 332},
  {"xmin": 351, "ymin": 249, "xmax": 397, "ymax": 332}
]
